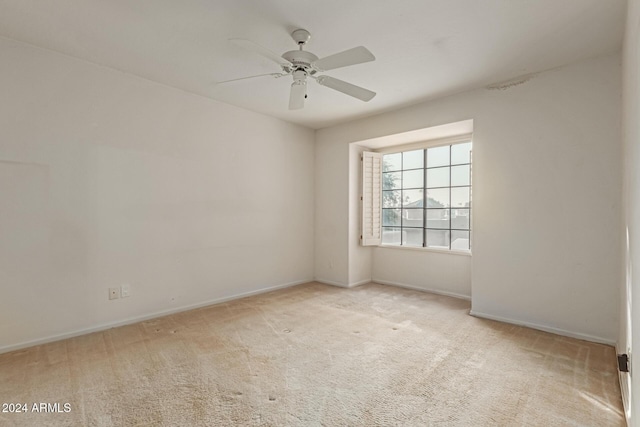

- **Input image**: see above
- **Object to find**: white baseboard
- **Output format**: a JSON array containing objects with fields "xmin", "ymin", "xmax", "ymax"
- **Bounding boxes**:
[
  {"xmin": 372, "ymin": 279, "xmax": 471, "ymax": 301},
  {"xmin": 315, "ymin": 278, "xmax": 371, "ymax": 288},
  {"xmin": 349, "ymin": 279, "xmax": 371, "ymax": 287},
  {"xmin": 314, "ymin": 277, "xmax": 350, "ymax": 288},
  {"xmin": 469, "ymin": 310, "xmax": 616, "ymax": 346},
  {"xmin": 0, "ymin": 279, "xmax": 311, "ymax": 355}
]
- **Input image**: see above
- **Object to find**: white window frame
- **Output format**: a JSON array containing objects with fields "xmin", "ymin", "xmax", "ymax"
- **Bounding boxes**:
[{"xmin": 361, "ymin": 134, "xmax": 473, "ymax": 255}]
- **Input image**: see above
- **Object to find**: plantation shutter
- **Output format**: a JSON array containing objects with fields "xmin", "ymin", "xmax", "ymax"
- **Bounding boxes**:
[{"xmin": 361, "ymin": 151, "xmax": 382, "ymax": 246}]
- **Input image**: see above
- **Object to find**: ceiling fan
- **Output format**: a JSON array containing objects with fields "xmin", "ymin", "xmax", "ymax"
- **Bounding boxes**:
[{"xmin": 222, "ymin": 29, "xmax": 376, "ymax": 110}]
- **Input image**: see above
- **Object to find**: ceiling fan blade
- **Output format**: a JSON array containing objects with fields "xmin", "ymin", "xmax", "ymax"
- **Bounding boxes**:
[
  {"xmin": 312, "ymin": 46, "xmax": 375, "ymax": 72},
  {"xmin": 229, "ymin": 38, "xmax": 291, "ymax": 67},
  {"xmin": 316, "ymin": 76, "xmax": 376, "ymax": 102},
  {"xmin": 214, "ymin": 72, "xmax": 287, "ymax": 85},
  {"xmin": 289, "ymin": 82, "xmax": 306, "ymax": 110}
]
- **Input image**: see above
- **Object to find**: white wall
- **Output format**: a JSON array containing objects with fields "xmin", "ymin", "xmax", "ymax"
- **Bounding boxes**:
[
  {"xmin": 0, "ymin": 38, "xmax": 315, "ymax": 352},
  {"xmin": 316, "ymin": 53, "xmax": 621, "ymax": 343},
  {"xmin": 373, "ymin": 249, "xmax": 471, "ymax": 299},
  {"xmin": 314, "ymin": 139, "xmax": 350, "ymax": 286},
  {"xmin": 621, "ymin": 0, "xmax": 640, "ymax": 423},
  {"xmin": 348, "ymin": 144, "xmax": 372, "ymax": 286},
  {"xmin": 470, "ymin": 54, "xmax": 621, "ymax": 344}
]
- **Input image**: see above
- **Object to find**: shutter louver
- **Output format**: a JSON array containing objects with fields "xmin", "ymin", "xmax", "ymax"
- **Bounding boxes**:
[{"xmin": 361, "ymin": 151, "xmax": 382, "ymax": 246}]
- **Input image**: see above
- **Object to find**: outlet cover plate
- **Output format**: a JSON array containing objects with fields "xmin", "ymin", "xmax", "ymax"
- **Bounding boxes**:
[
  {"xmin": 109, "ymin": 287, "xmax": 120, "ymax": 300},
  {"xmin": 121, "ymin": 284, "xmax": 130, "ymax": 298}
]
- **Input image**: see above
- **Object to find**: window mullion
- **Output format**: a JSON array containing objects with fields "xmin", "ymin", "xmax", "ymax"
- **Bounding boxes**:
[
  {"xmin": 449, "ymin": 145, "xmax": 452, "ymax": 250},
  {"xmin": 400, "ymin": 152, "xmax": 404, "ymax": 246},
  {"xmin": 423, "ymin": 149, "xmax": 427, "ymax": 247}
]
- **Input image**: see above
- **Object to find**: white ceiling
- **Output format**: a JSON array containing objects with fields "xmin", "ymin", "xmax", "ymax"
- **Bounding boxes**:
[{"xmin": 0, "ymin": 0, "xmax": 626, "ymax": 129}]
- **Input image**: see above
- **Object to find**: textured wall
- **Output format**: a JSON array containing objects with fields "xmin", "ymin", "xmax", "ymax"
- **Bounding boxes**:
[{"xmin": 0, "ymin": 38, "xmax": 315, "ymax": 352}]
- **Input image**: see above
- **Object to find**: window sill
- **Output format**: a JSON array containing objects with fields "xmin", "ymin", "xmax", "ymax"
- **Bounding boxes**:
[{"xmin": 378, "ymin": 244, "xmax": 472, "ymax": 257}]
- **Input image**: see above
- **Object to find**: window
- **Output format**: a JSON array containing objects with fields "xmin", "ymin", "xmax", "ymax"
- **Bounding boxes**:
[{"xmin": 379, "ymin": 141, "xmax": 472, "ymax": 251}]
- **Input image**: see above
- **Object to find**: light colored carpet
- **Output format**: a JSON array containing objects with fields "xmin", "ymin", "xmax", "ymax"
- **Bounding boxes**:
[{"xmin": 0, "ymin": 282, "xmax": 624, "ymax": 426}]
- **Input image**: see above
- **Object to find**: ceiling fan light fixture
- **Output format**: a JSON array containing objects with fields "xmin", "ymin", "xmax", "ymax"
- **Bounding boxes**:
[
  {"xmin": 289, "ymin": 80, "xmax": 307, "ymax": 110},
  {"xmin": 292, "ymin": 69, "xmax": 307, "ymax": 82}
]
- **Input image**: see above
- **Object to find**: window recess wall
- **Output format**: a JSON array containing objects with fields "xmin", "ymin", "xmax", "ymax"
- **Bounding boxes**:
[{"xmin": 354, "ymin": 129, "xmax": 473, "ymax": 298}]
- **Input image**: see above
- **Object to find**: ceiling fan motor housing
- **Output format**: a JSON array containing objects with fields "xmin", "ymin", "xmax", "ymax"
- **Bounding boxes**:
[{"xmin": 282, "ymin": 50, "xmax": 318, "ymax": 75}]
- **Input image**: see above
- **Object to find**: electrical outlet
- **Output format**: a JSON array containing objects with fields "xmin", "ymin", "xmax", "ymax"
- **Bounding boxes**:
[
  {"xmin": 120, "ymin": 284, "xmax": 130, "ymax": 298},
  {"xmin": 109, "ymin": 287, "xmax": 120, "ymax": 300}
]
